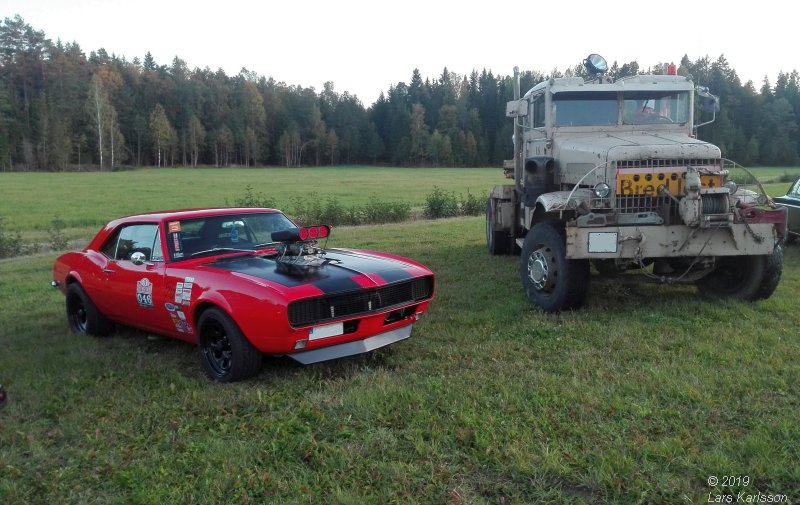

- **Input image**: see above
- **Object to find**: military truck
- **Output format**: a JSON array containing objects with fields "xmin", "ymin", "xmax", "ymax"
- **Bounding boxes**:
[{"xmin": 487, "ymin": 54, "xmax": 787, "ymax": 311}]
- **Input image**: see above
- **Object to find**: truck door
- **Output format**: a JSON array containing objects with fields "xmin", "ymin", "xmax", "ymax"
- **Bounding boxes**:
[{"xmin": 529, "ymin": 94, "xmax": 549, "ymax": 156}]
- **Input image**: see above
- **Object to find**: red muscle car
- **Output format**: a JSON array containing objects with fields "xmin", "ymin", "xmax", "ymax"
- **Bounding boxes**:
[{"xmin": 52, "ymin": 208, "xmax": 435, "ymax": 382}]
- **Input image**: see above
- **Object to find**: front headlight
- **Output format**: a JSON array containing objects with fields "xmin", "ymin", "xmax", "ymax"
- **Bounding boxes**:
[
  {"xmin": 723, "ymin": 180, "xmax": 738, "ymax": 195},
  {"xmin": 593, "ymin": 182, "xmax": 611, "ymax": 199}
]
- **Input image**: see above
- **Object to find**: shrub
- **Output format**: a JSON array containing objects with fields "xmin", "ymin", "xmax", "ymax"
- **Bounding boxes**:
[
  {"xmin": 48, "ymin": 218, "xmax": 69, "ymax": 251},
  {"xmin": 231, "ymin": 188, "xmax": 411, "ymax": 227},
  {"xmin": 459, "ymin": 190, "xmax": 484, "ymax": 216},
  {"xmin": 0, "ymin": 217, "xmax": 23, "ymax": 258},
  {"xmin": 289, "ymin": 193, "xmax": 323, "ymax": 224},
  {"xmin": 423, "ymin": 186, "xmax": 459, "ymax": 219},
  {"xmin": 232, "ymin": 184, "xmax": 276, "ymax": 209},
  {"xmin": 320, "ymin": 196, "xmax": 346, "ymax": 226},
  {"xmin": 363, "ymin": 196, "xmax": 411, "ymax": 224},
  {"xmin": 778, "ymin": 171, "xmax": 796, "ymax": 183}
]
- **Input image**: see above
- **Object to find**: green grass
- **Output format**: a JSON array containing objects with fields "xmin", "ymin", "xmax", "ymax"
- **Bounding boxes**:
[
  {"xmin": 1, "ymin": 167, "xmax": 800, "ymax": 503},
  {"xmin": 2, "ymin": 216, "xmax": 800, "ymax": 504},
  {"xmin": 0, "ymin": 166, "xmax": 506, "ymax": 244}
]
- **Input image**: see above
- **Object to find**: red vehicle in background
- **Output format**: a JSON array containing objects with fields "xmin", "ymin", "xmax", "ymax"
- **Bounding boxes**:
[{"xmin": 52, "ymin": 208, "xmax": 435, "ymax": 382}]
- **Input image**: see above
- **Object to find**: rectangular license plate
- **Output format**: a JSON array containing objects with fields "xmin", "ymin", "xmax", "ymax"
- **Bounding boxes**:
[
  {"xmin": 588, "ymin": 232, "xmax": 618, "ymax": 253},
  {"xmin": 309, "ymin": 322, "xmax": 344, "ymax": 341}
]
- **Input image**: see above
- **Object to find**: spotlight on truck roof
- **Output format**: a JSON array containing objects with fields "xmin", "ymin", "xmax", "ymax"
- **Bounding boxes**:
[{"xmin": 584, "ymin": 53, "xmax": 608, "ymax": 77}]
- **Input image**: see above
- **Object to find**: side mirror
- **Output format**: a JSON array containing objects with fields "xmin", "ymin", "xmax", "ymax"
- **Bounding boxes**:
[
  {"xmin": 696, "ymin": 86, "xmax": 720, "ymax": 113},
  {"xmin": 506, "ymin": 99, "xmax": 528, "ymax": 118},
  {"xmin": 131, "ymin": 251, "xmax": 147, "ymax": 265}
]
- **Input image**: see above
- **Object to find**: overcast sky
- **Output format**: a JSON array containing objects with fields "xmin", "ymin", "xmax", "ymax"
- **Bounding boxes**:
[{"xmin": 5, "ymin": 0, "xmax": 794, "ymax": 105}]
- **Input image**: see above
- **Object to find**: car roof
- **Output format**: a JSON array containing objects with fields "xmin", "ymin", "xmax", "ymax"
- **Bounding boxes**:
[{"xmin": 109, "ymin": 207, "xmax": 282, "ymax": 225}]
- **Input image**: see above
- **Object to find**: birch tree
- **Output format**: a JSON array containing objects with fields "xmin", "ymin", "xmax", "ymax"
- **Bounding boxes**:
[
  {"xmin": 87, "ymin": 74, "xmax": 108, "ymax": 169},
  {"xmin": 149, "ymin": 104, "xmax": 172, "ymax": 167}
]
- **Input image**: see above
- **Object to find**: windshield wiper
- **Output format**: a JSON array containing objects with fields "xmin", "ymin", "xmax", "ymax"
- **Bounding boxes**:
[{"xmin": 190, "ymin": 247, "xmax": 256, "ymax": 258}]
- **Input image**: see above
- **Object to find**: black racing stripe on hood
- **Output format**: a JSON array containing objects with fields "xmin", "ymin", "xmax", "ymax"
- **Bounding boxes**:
[
  {"xmin": 324, "ymin": 250, "xmax": 414, "ymax": 282},
  {"xmin": 207, "ymin": 256, "xmax": 362, "ymax": 293},
  {"xmin": 206, "ymin": 250, "xmax": 417, "ymax": 293},
  {"xmin": 376, "ymin": 268, "xmax": 413, "ymax": 283}
]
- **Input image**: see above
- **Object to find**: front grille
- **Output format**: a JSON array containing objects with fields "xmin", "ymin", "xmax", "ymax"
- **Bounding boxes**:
[
  {"xmin": 615, "ymin": 195, "xmax": 680, "ymax": 223},
  {"xmin": 617, "ymin": 158, "xmax": 722, "ymax": 170},
  {"xmin": 614, "ymin": 158, "xmax": 722, "ymax": 223},
  {"xmin": 288, "ymin": 276, "xmax": 434, "ymax": 327}
]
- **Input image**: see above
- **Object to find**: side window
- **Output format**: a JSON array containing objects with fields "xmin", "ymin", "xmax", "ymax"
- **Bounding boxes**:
[
  {"xmin": 100, "ymin": 229, "xmax": 122, "ymax": 258},
  {"xmin": 151, "ymin": 229, "xmax": 164, "ymax": 261},
  {"xmin": 791, "ymin": 179, "xmax": 800, "ymax": 197},
  {"xmin": 533, "ymin": 95, "xmax": 545, "ymax": 128},
  {"xmin": 114, "ymin": 224, "xmax": 160, "ymax": 261}
]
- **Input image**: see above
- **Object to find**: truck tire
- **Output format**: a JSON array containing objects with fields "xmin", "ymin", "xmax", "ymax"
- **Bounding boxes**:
[
  {"xmin": 753, "ymin": 245, "xmax": 783, "ymax": 299},
  {"xmin": 486, "ymin": 198, "xmax": 509, "ymax": 255},
  {"xmin": 520, "ymin": 222, "xmax": 589, "ymax": 312},
  {"xmin": 696, "ymin": 246, "xmax": 782, "ymax": 301}
]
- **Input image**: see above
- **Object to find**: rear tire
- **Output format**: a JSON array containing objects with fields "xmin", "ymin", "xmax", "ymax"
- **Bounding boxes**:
[
  {"xmin": 753, "ymin": 245, "xmax": 783, "ymax": 300},
  {"xmin": 696, "ymin": 247, "xmax": 783, "ymax": 301},
  {"xmin": 520, "ymin": 222, "xmax": 589, "ymax": 312},
  {"xmin": 486, "ymin": 198, "xmax": 510, "ymax": 255},
  {"xmin": 66, "ymin": 283, "xmax": 113, "ymax": 336},
  {"xmin": 198, "ymin": 307, "xmax": 262, "ymax": 382}
]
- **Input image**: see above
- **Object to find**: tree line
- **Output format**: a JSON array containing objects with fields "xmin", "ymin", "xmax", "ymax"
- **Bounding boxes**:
[{"xmin": 1, "ymin": 15, "xmax": 798, "ymax": 172}]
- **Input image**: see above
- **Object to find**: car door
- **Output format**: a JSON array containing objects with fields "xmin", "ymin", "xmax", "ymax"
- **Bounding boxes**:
[
  {"xmin": 786, "ymin": 179, "xmax": 800, "ymax": 235},
  {"xmin": 96, "ymin": 223, "xmax": 173, "ymax": 334}
]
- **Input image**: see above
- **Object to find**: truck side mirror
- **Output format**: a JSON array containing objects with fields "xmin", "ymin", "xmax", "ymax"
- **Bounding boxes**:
[
  {"xmin": 506, "ymin": 99, "xmax": 528, "ymax": 118},
  {"xmin": 696, "ymin": 86, "xmax": 720, "ymax": 114},
  {"xmin": 703, "ymin": 96, "xmax": 720, "ymax": 114}
]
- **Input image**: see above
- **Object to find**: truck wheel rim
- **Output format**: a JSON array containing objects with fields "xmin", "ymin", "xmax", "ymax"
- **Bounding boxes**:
[{"xmin": 528, "ymin": 248, "xmax": 552, "ymax": 290}]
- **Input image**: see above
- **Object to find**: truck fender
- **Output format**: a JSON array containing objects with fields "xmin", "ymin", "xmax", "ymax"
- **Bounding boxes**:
[{"xmin": 535, "ymin": 189, "xmax": 595, "ymax": 213}]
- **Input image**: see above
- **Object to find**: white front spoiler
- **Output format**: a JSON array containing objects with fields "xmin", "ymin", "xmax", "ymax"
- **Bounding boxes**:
[{"xmin": 287, "ymin": 325, "xmax": 413, "ymax": 365}]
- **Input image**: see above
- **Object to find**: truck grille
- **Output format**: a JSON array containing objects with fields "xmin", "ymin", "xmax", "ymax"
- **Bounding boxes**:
[
  {"xmin": 288, "ymin": 276, "xmax": 434, "ymax": 327},
  {"xmin": 615, "ymin": 158, "xmax": 722, "ymax": 223},
  {"xmin": 615, "ymin": 195, "xmax": 680, "ymax": 222},
  {"xmin": 616, "ymin": 158, "xmax": 722, "ymax": 170}
]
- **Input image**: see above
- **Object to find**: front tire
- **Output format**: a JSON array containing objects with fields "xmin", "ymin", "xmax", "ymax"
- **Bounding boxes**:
[
  {"xmin": 696, "ymin": 246, "xmax": 783, "ymax": 301},
  {"xmin": 197, "ymin": 307, "xmax": 262, "ymax": 382},
  {"xmin": 520, "ymin": 222, "xmax": 589, "ymax": 312},
  {"xmin": 66, "ymin": 283, "xmax": 113, "ymax": 336}
]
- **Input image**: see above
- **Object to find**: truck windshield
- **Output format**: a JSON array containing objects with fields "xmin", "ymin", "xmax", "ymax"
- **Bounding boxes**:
[
  {"xmin": 623, "ymin": 91, "xmax": 690, "ymax": 125},
  {"xmin": 552, "ymin": 90, "xmax": 691, "ymax": 126},
  {"xmin": 553, "ymin": 92, "xmax": 617, "ymax": 126}
]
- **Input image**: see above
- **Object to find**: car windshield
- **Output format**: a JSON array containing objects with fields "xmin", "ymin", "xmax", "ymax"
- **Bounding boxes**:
[{"xmin": 166, "ymin": 211, "xmax": 296, "ymax": 260}]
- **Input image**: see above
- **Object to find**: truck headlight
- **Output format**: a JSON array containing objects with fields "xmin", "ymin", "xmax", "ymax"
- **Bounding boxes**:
[
  {"xmin": 723, "ymin": 180, "xmax": 738, "ymax": 194},
  {"xmin": 593, "ymin": 183, "xmax": 611, "ymax": 199}
]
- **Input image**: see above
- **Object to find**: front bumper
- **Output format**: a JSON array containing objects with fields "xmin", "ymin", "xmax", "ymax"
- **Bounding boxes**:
[
  {"xmin": 566, "ymin": 223, "xmax": 778, "ymax": 259},
  {"xmin": 287, "ymin": 324, "xmax": 413, "ymax": 365}
]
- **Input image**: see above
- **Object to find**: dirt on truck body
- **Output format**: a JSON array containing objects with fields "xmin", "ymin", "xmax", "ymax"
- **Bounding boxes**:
[{"xmin": 487, "ymin": 54, "xmax": 787, "ymax": 311}]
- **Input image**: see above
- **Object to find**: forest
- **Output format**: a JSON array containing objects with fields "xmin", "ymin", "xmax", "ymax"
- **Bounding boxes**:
[{"xmin": 1, "ymin": 15, "xmax": 799, "ymax": 171}]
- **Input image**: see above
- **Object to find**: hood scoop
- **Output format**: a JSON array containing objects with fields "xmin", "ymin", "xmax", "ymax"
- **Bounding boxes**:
[{"xmin": 271, "ymin": 225, "xmax": 333, "ymax": 272}]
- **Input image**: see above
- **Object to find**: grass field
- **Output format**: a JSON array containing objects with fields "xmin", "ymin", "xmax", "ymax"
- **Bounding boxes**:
[
  {"xmin": 1, "ymin": 167, "xmax": 799, "ymax": 504},
  {"xmin": 0, "ymin": 166, "xmax": 507, "ymax": 246}
]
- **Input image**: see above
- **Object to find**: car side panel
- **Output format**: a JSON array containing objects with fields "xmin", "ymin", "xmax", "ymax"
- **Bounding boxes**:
[{"xmin": 775, "ymin": 194, "xmax": 800, "ymax": 236}]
